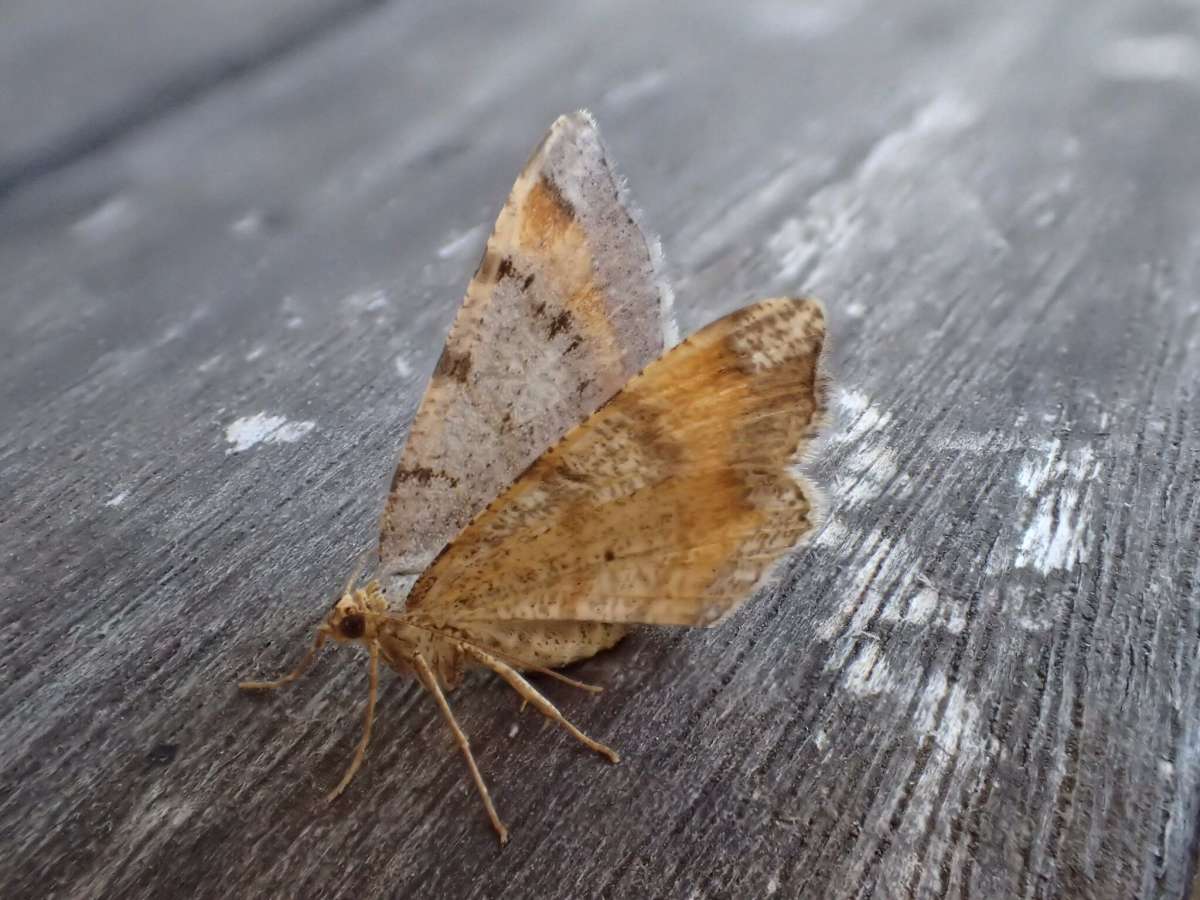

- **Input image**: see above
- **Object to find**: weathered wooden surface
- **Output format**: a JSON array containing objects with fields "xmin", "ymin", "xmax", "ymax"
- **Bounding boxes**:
[{"xmin": 2, "ymin": 0, "xmax": 1199, "ymax": 897}]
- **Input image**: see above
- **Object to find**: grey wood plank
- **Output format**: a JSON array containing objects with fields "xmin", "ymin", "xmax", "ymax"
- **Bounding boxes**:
[
  {"xmin": 0, "ymin": 0, "xmax": 385, "ymax": 195},
  {"xmin": 2, "ymin": 0, "xmax": 1199, "ymax": 897}
]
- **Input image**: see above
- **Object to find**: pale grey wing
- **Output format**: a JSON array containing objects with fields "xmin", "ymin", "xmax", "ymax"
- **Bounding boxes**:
[{"xmin": 379, "ymin": 111, "xmax": 674, "ymax": 591}]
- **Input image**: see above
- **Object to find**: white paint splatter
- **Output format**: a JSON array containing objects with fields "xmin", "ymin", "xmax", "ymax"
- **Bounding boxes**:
[
  {"xmin": 768, "ymin": 218, "xmax": 813, "ymax": 284},
  {"xmin": 905, "ymin": 586, "xmax": 939, "ymax": 625},
  {"xmin": 602, "ymin": 69, "xmax": 668, "ymax": 109},
  {"xmin": 1100, "ymin": 35, "xmax": 1200, "ymax": 83},
  {"xmin": 154, "ymin": 306, "xmax": 208, "ymax": 348},
  {"xmin": 842, "ymin": 641, "xmax": 894, "ymax": 696},
  {"xmin": 508, "ymin": 723, "xmax": 519, "ymax": 739},
  {"xmin": 825, "ymin": 387, "xmax": 902, "ymax": 510},
  {"xmin": 938, "ymin": 684, "xmax": 982, "ymax": 757},
  {"xmin": 230, "ymin": 210, "xmax": 265, "ymax": 237},
  {"xmin": 817, "ymin": 530, "xmax": 895, "ymax": 644},
  {"xmin": 1016, "ymin": 613, "xmax": 1051, "ymax": 633},
  {"xmin": 273, "ymin": 421, "xmax": 315, "ymax": 443},
  {"xmin": 911, "ymin": 671, "xmax": 984, "ymax": 771},
  {"xmin": 280, "ymin": 296, "xmax": 305, "ymax": 330},
  {"xmin": 437, "ymin": 223, "xmax": 487, "ymax": 259},
  {"xmin": 766, "ymin": 876, "xmax": 779, "ymax": 895},
  {"xmin": 864, "ymin": 93, "xmax": 979, "ymax": 177},
  {"xmin": 819, "ymin": 521, "xmax": 966, "ymax": 674},
  {"xmin": 224, "ymin": 413, "xmax": 316, "ymax": 454},
  {"xmin": 157, "ymin": 325, "xmax": 184, "ymax": 345},
  {"xmin": 871, "ymin": 577, "xmax": 966, "ymax": 635},
  {"xmin": 813, "ymin": 514, "xmax": 848, "ymax": 549},
  {"xmin": 766, "ymin": 92, "xmax": 983, "ymax": 287},
  {"xmin": 394, "ymin": 355, "xmax": 413, "ymax": 377},
  {"xmin": 846, "ymin": 447, "xmax": 899, "ymax": 507},
  {"xmin": 913, "ymin": 670, "xmax": 949, "ymax": 735},
  {"xmin": 812, "ymin": 728, "xmax": 828, "ymax": 752},
  {"xmin": 835, "ymin": 387, "xmax": 893, "ymax": 445},
  {"xmin": 245, "ymin": 345, "xmax": 266, "ymax": 362},
  {"xmin": 104, "ymin": 490, "xmax": 129, "ymax": 508},
  {"xmin": 197, "ymin": 354, "xmax": 223, "ymax": 373},
  {"xmin": 768, "ymin": 206, "xmax": 857, "ymax": 284},
  {"xmin": 945, "ymin": 603, "xmax": 967, "ymax": 635},
  {"xmin": 1013, "ymin": 438, "xmax": 1099, "ymax": 574},
  {"xmin": 72, "ymin": 196, "xmax": 135, "ymax": 240},
  {"xmin": 344, "ymin": 288, "xmax": 389, "ymax": 312}
]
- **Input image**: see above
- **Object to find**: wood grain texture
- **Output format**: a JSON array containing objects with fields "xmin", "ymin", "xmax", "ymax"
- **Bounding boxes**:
[
  {"xmin": 1, "ymin": 0, "xmax": 1199, "ymax": 898},
  {"xmin": 0, "ymin": 0, "xmax": 388, "ymax": 197}
]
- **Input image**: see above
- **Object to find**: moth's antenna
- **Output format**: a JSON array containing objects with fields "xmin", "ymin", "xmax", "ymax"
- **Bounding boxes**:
[{"xmin": 342, "ymin": 548, "xmax": 374, "ymax": 594}]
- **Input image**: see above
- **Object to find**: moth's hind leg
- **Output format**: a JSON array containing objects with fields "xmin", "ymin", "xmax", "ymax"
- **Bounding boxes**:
[
  {"xmin": 327, "ymin": 641, "xmax": 380, "ymax": 801},
  {"xmin": 239, "ymin": 631, "xmax": 327, "ymax": 691},
  {"xmin": 413, "ymin": 653, "xmax": 509, "ymax": 845},
  {"xmin": 459, "ymin": 644, "xmax": 620, "ymax": 764}
]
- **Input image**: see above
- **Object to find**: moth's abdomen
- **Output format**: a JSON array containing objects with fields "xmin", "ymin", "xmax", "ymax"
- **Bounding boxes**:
[
  {"xmin": 378, "ymin": 620, "xmax": 466, "ymax": 688},
  {"xmin": 458, "ymin": 621, "xmax": 628, "ymax": 670}
]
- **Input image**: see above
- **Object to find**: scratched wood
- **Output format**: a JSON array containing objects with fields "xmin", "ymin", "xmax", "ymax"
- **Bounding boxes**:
[{"xmin": 2, "ymin": 1, "xmax": 1199, "ymax": 898}]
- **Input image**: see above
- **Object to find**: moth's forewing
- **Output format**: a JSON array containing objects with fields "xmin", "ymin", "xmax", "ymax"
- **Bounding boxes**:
[
  {"xmin": 407, "ymin": 298, "xmax": 829, "ymax": 628},
  {"xmin": 380, "ymin": 112, "xmax": 674, "ymax": 586}
]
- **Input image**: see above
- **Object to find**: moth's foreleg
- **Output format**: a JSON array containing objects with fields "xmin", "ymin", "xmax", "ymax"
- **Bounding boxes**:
[
  {"xmin": 458, "ymin": 644, "xmax": 620, "ymax": 765},
  {"xmin": 413, "ymin": 653, "xmax": 509, "ymax": 845},
  {"xmin": 239, "ymin": 631, "xmax": 327, "ymax": 691},
  {"xmin": 327, "ymin": 640, "xmax": 380, "ymax": 801}
]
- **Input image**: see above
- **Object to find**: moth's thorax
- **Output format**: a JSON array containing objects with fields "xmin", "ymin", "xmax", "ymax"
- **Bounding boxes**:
[
  {"xmin": 322, "ymin": 582, "xmax": 464, "ymax": 686},
  {"xmin": 323, "ymin": 582, "xmax": 389, "ymax": 643}
]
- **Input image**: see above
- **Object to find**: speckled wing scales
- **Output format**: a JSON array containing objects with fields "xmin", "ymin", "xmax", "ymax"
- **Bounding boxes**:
[
  {"xmin": 406, "ymin": 298, "xmax": 828, "ymax": 628},
  {"xmin": 380, "ymin": 111, "xmax": 674, "ymax": 586}
]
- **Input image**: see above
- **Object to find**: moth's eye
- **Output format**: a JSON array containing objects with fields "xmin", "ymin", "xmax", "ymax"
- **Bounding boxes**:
[{"xmin": 340, "ymin": 614, "xmax": 365, "ymax": 639}]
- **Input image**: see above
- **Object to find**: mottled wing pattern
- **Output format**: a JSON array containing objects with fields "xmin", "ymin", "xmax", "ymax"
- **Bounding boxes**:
[
  {"xmin": 380, "ymin": 111, "xmax": 674, "ymax": 585},
  {"xmin": 407, "ymin": 298, "xmax": 828, "ymax": 627}
]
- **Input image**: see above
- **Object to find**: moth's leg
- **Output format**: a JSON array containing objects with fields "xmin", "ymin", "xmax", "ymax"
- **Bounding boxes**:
[
  {"xmin": 327, "ymin": 641, "xmax": 380, "ymax": 801},
  {"xmin": 413, "ymin": 653, "xmax": 509, "ymax": 846},
  {"xmin": 239, "ymin": 631, "xmax": 326, "ymax": 691},
  {"xmin": 458, "ymin": 644, "xmax": 620, "ymax": 764},
  {"xmin": 480, "ymin": 646, "xmax": 604, "ymax": 694}
]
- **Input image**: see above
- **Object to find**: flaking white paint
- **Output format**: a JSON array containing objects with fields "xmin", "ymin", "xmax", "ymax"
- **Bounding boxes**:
[
  {"xmin": 224, "ymin": 413, "xmax": 316, "ymax": 454},
  {"xmin": 1013, "ymin": 439, "xmax": 1098, "ymax": 574}
]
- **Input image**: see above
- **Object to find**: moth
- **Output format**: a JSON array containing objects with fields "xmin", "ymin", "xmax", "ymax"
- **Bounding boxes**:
[{"xmin": 241, "ymin": 111, "xmax": 829, "ymax": 844}]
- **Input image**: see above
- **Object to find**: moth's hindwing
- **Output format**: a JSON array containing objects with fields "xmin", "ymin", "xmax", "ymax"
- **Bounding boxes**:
[{"xmin": 408, "ymin": 297, "xmax": 829, "ymax": 628}]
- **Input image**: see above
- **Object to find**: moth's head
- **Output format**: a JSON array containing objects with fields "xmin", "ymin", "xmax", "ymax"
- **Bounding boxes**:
[{"xmin": 322, "ymin": 582, "xmax": 387, "ymax": 644}]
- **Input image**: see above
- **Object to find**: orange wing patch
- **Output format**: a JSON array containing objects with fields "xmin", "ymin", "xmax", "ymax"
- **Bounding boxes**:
[{"xmin": 407, "ymin": 297, "xmax": 828, "ymax": 628}]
